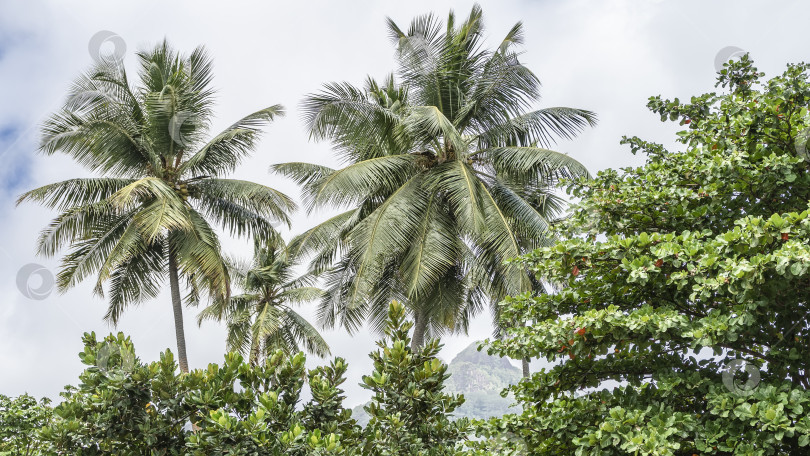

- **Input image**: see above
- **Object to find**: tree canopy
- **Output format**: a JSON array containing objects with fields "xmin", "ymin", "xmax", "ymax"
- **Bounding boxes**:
[
  {"xmin": 17, "ymin": 40, "xmax": 293, "ymax": 372},
  {"xmin": 276, "ymin": 5, "xmax": 595, "ymax": 347},
  {"xmin": 6, "ymin": 303, "xmax": 474, "ymax": 455},
  {"xmin": 485, "ymin": 56, "xmax": 810, "ymax": 455}
]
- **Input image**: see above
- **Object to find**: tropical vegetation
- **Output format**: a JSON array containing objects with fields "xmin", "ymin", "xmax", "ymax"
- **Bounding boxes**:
[
  {"xmin": 0, "ymin": 394, "xmax": 52, "ymax": 456},
  {"xmin": 17, "ymin": 41, "xmax": 294, "ymax": 372},
  {"xmin": 274, "ymin": 5, "xmax": 595, "ymax": 351},
  {"xmin": 6, "ymin": 303, "xmax": 475, "ymax": 455},
  {"xmin": 198, "ymin": 235, "xmax": 330, "ymax": 364},
  {"xmin": 484, "ymin": 56, "xmax": 810, "ymax": 454},
  {"xmin": 5, "ymin": 4, "xmax": 810, "ymax": 456}
]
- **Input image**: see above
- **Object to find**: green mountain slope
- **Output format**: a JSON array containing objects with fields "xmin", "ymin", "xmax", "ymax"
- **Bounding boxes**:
[{"xmin": 352, "ymin": 342, "xmax": 521, "ymax": 426}]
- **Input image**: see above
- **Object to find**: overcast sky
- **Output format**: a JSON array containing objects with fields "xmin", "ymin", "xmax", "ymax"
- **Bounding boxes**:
[{"xmin": 0, "ymin": 0, "xmax": 806, "ymax": 407}]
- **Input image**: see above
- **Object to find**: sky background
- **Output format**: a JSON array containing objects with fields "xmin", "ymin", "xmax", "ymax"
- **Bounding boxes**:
[{"xmin": 0, "ymin": 0, "xmax": 806, "ymax": 407}]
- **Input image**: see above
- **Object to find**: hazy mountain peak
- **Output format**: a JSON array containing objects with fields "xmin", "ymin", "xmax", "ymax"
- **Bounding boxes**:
[
  {"xmin": 353, "ymin": 341, "xmax": 522, "ymax": 425},
  {"xmin": 449, "ymin": 342, "xmax": 517, "ymax": 371}
]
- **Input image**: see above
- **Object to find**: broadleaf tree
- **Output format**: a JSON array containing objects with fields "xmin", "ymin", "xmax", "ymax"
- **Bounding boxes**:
[
  {"xmin": 0, "ymin": 394, "xmax": 52, "ymax": 456},
  {"xmin": 484, "ymin": 56, "xmax": 810, "ymax": 455},
  {"xmin": 30, "ymin": 302, "xmax": 473, "ymax": 455}
]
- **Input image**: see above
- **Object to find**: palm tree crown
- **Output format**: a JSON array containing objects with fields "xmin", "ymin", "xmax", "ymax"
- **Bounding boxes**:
[
  {"xmin": 198, "ymin": 236, "xmax": 329, "ymax": 364},
  {"xmin": 18, "ymin": 41, "xmax": 294, "ymax": 371},
  {"xmin": 274, "ymin": 5, "xmax": 596, "ymax": 347}
]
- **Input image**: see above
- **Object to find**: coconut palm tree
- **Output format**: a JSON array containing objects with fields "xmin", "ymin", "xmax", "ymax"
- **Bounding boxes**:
[
  {"xmin": 274, "ymin": 5, "xmax": 596, "ymax": 353},
  {"xmin": 17, "ymin": 41, "xmax": 294, "ymax": 372},
  {"xmin": 198, "ymin": 236, "xmax": 329, "ymax": 364}
]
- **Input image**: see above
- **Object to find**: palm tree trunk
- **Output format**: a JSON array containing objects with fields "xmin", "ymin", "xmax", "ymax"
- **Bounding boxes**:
[
  {"xmin": 168, "ymin": 245, "xmax": 190, "ymax": 373},
  {"xmin": 411, "ymin": 308, "xmax": 428, "ymax": 351},
  {"xmin": 249, "ymin": 339, "xmax": 261, "ymax": 366},
  {"xmin": 522, "ymin": 358, "xmax": 530, "ymax": 378}
]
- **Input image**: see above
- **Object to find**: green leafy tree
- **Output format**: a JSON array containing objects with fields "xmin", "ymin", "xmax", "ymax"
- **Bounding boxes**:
[
  {"xmin": 18, "ymin": 41, "xmax": 294, "ymax": 372},
  {"xmin": 34, "ymin": 303, "xmax": 476, "ymax": 455},
  {"xmin": 185, "ymin": 352, "xmax": 354, "ymax": 455},
  {"xmin": 198, "ymin": 236, "xmax": 330, "ymax": 365},
  {"xmin": 40, "ymin": 332, "xmax": 190, "ymax": 454},
  {"xmin": 0, "ymin": 394, "xmax": 52, "ymax": 456},
  {"xmin": 40, "ymin": 332, "xmax": 354, "ymax": 455},
  {"xmin": 360, "ymin": 302, "xmax": 471, "ymax": 456},
  {"xmin": 275, "ymin": 5, "xmax": 595, "ymax": 349},
  {"xmin": 485, "ymin": 56, "xmax": 810, "ymax": 455}
]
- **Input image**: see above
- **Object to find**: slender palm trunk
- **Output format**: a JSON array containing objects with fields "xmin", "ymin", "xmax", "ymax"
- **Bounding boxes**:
[
  {"xmin": 411, "ymin": 308, "xmax": 428, "ymax": 351},
  {"xmin": 249, "ymin": 339, "xmax": 261, "ymax": 366},
  {"xmin": 168, "ymin": 245, "xmax": 189, "ymax": 373}
]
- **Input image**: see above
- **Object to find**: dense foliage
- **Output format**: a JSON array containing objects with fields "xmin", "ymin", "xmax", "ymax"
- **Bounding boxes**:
[
  {"xmin": 12, "ymin": 6, "xmax": 810, "ymax": 456},
  {"xmin": 2, "ymin": 303, "xmax": 476, "ymax": 455},
  {"xmin": 0, "ymin": 394, "xmax": 52, "ymax": 455},
  {"xmin": 275, "ymin": 5, "xmax": 595, "ymax": 347},
  {"xmin": 360, "ymin": 302, "xmax": 471, "ymax": 455},
  {"xmin": 486, "ymin": 56, "xmax": 810, "ymax": 455}
]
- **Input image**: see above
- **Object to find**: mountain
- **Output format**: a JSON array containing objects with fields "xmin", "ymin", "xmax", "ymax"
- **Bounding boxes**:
[{"xmin": 351, "ymin": 342, "xmax": 522, "ymax": 426}]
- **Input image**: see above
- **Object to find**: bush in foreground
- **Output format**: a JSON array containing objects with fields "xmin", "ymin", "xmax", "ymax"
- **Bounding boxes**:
[
  {"xmin": 4, "ymin": 302, "xmax": 477, "ymax": 455},
  {"xmin": 485, "ymin": 56, "xmax": 810, "ymax": 455}
]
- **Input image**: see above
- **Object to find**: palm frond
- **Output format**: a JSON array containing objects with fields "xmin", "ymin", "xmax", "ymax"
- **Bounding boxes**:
[
  {"xmin": 104, "ymin": 240, "xmax": 165, "ymax": 324},
  {"xmin": 427, "ymin": 161, "xmax": 486, "ymax": 233},
  {"xmin": 401, "ymin": 106, "xmax": 467, "ymax": 158},
  {"xmin": 179, "ymin": 105, "xmax": 284, "ymax": 176},
  {"xmin": 303, "ymin": 81, "xmax": 405, "ymax": 161},
  {"xmin": 278, "ymin": 308, "xmax": 331, "ymax": 358},
  {"xmin": 478, "ymin": 107, "xmax": 597, "ymax": 149},
  {"xmin": 299, "ymin": 155, "xmax": 419, "ymax": 212},
  {"xmin": 479, "ymin": 146, "xmax": 591, "ymax": 183},
  {"xmin": 16, "ymin": 178, "xmax": 135, "ymax": 211}
]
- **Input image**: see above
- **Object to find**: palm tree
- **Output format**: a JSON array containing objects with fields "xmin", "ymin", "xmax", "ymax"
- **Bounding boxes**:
[
  {"xmin": 18, "ymin": 41, "xmax": 294, "ymax": 372},
  {"xmin": 274, "ymin": 5, "xmax": 596, "ymax": 355},
  {"xmin": 198, "ymin": 236, "xmax": 330, "ymax": 365}
]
